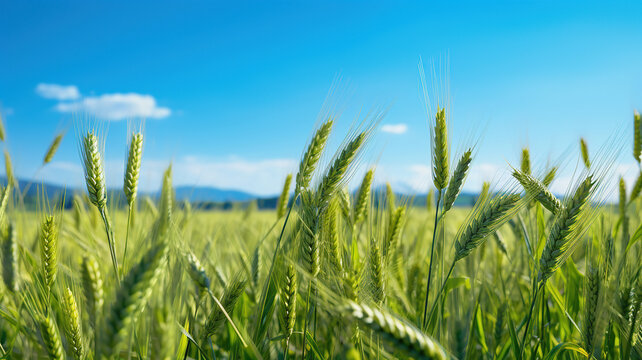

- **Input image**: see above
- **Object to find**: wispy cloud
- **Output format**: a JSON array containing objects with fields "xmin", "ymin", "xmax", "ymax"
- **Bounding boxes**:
[
  {"xmin": 36, "ymin": 83, "xmax": 81, "ymax": 100},
  {"xmin": 40, "ymin": 156, "xmax": 296, "ymax": 196},
  {"xmin": 55, "ymin": 93, "xmax": 171, "ymax": 120},
  {"xmin": 36, "ymin": 83, "xmax": 171, "ymax": 121},
  {"xmin": 381, "ymin": 123, "xmax": 408, "ymax": 134}
]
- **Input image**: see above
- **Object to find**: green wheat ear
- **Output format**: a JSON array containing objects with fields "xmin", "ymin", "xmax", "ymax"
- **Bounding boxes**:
[
  {"xmin": 385, "ymin": 206, "xmax": 406, "ymax": 258},
  {"xmin": 299, "ymin": 190, "xmax": 321, "ymax": 277},
  {"xmin": 81, "ymin": 255, "xmax": 103, "ymax": 327},
  {"xmin": 4, "ymin": 150, "xmax": 15, "ymax": 187},
  {"xmin": 538, "ymin": 175, "xmax": 594, "ymax": 282},
  {"xmin": 296, "ymin": 119, "xmax": 333, "ymax": 192},
  {"xmin": 455, "ymin": 194, "xmax": 521, "ymax": 261},
  {"xmin": 2, "ymin": 221, "xmax": 18, "ymax": 292},
  {"xmin": 432, "ymin": 107, "xmax": 449, "ymax": 190},
  {"xmin": 39, "ymin": 315, "xmax": 64, "ymax": 360},
  {"xmin": 124, "ymin": 132, "xmax": 143, "ymax": 205},
  {"xmin": 512, "ymin": 169, "xmax": 562, "ymax": 214},
  {"xmin": 276, "ymin": 173, "xmax": 293, "ymax": 219},
  {"xmin": 40, "ymin": 215, "xmax": 58, "ymax": 293},
  {"xmin": 353, "ymin": 168, "xmax": 374, "ymax": 224},
  {"xmin": 62, "ymin": 287, "xmax": 84, "ymax": 360},
  {"xmin": 317, "ymin": 131, "xmax": 366, "ymax": 211},
  {"xmin": 0, "ymin": 182, "xmax": 11, "ymax": 223},
  {"xmin": 580, "ymin": 138, "xmax": 590, "ymax": 169},
  {"xmin": 443, "ymin": 149, "xmax": 472, "ymax": 212},
  {"xmin": 324, "ymin": 199, "xmax": 343, "ymax": 273},
  {"xmin": 43, "ymin": 133, "xmax": 64, "ymax": 165},
  {"xmin": 81, "ymin": 132, "xmax": 107, "ymax": 209},
  {"xmin": 343, "ymin": 301, "xmax": 448, "ymax": 360},
  {"xmin": 368, "ymin": 240, "xmax": 385, "ymax": 305},
  {"xmin": 0, "ymin": 113, "xmax": 5, "ymax": 142},
  {"xmin": 184, "ymin": 250, "xmax": 211, "ymax": 291},
  {"xmin": 521, "ymin": 147, "xmax": 531, "ymax": 175},
  {"xmin": 280, "ymin": 264, "xmax": 297, "ymax": 341},
  {"xmin": 203, "ymin": 274, "xmax": 247, "ymax": 338}
]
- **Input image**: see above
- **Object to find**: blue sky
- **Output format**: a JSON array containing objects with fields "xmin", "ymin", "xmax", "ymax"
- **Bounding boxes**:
[{"xmin": 1, "ymin": 1, "xmax": 642, "ymax": 196}]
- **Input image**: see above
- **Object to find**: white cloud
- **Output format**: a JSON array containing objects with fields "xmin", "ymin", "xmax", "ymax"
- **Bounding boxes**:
[
  {"xmin": 36, "ymin": 83, "xmax": 81, "ymax": 100},
  {"xmin": 40, "ymin": 156, "xmax": 297, "ymax": 196},
  {"xmin": 381, "ymin": 123, "xmax": 408, "ymax": 134},
  {"xmin": 56, "ymin": 93, "xmax": 170, "ymax": 120}
]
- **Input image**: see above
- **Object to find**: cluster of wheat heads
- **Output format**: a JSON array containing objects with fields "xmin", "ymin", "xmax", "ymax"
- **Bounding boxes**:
[{"xmin": 0, "ymin": 105, "xmax": 641, "ymax": 360}]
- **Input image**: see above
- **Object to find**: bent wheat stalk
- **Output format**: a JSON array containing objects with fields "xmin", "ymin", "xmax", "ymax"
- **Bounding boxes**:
[
  {"xmin": 122, "ymin": 132, "xmax": 143, "ymax": 274},
  {"xmin": 81, "ymin": 131, "xmax": 119, "ymax": 284}
]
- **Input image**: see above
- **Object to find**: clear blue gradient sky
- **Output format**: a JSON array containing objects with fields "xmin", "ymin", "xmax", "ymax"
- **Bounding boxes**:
[{"xmin": 1, "ymin": 1, "xmax": 642, "ymax": 196}]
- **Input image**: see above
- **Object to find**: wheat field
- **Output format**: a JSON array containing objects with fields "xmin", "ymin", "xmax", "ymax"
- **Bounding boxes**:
[{"xmin": 0, "ymin": 108, "xmax": 640, "ymax": 360}]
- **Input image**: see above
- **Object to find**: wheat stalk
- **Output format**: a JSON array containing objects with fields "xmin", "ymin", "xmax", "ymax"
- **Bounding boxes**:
[
  {"xmin": 353, "ymin": 169, "xmax": 374, "ymax": 224},
  {"xmin": 493, "ymin": 302, "xmax": 507, "ymax": 355},
  {"xmin": 39, "ymin": 315, "xmax": 64, "ymax": 360},
  {"xmin": 455, "ymin": 194, "xmax": 521, "ymax": 261},
  {"xmin": 324, "ymin": 200, "xmax": 343, "ymax": 273},
  {"xmin": 299, "ymin": 190, "xmax": 321, "ymax": 277},
  {"xmin": 580, "ymin": 138, "xmax": 590, "ymax": 169},
  {"xmin": 43, "ymin": 133, "xmax": 63, "ymax": 165},
  {"xmin": 386, "ymin": 182, "xmax": 396, "ymax": 212},
  {"xmin": 276, "ymin": 173, "xmax": 293, "ymax": 219},
  {"xmin": 251, "ymin": 244, "xmax": 261, "ymax": 288},
  {"xmin": 184, "ymin": 250, "xmax": 211, "ymax": 290},
  {"xmin": 280, "ymin": 264, "xmax": 297, "ymax": 358},
  {"xmin": 81, "ymin": 132, "xmax": 107, "ymax": 209},
  {"xmin": 2, "ymin": 221, "xmax": 18, "ymax": 292},
  {"xmin": 62, "ymin": 287, "xmax": 84, "ymax": 360},
  {"xmin": 203, "ymin": 274, "xmax": 247, "ymax": 338},
  {"xmin": 40, "ymin": 216, "xmax": 57, "ymax": 293},
  {"xmin": 538, "ymin": 175, "xmax": 594, "ymax": 282},
  {"xmin": 81, "ymin": 255, "xmax": 104, "ymax": 327},
  {"xmin": 385, "ymin": 206, "xmax": 405, "ymax": 258},
  {"xmin": 344, "ymin": 301, "xmax": 448, "ymax": 359},
  {"xmin": 512, "ymin": 169, "xmax": 562, "ymax": 214},
  {"xmin": 521, "ymin": 148, "xmax": 531, "ymax": 175},
  {"xmin": 369, "ymin": 240, "xmax": 385, "ymax": 305},
  {"xmin": 0, "ymin": 182, "xmax": 11, "ymax": 223},
  {"xmin": 101, "ymin": 241, "xmax": 168, "ymax": 356}
]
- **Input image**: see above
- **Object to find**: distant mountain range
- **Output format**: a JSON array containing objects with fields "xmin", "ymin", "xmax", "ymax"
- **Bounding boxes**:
[
  {"xmin": 12, "ymin": 177, "xmax": 258, "ymax": 203},
  {"xmin": 11, "ymin": 176, "xmax": 481, "ymax": 208}
]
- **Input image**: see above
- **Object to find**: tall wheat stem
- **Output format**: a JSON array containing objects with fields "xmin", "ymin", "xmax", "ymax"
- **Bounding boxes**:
[
  {"xmin": 425, "ymin": 258, "xmax": 455, "ymax": 330},
  {"xmin": 122, "ymin": 205, "xmax": 134, "ymax": 275},
  {"xmin": 422, "ymin": 189, "xmax": 443, "ymax": 329},
  {"xmin": 254, "ymin": 193, "xmax": 297, "ymax": 341},
  {"xmin": 99, "ymin": 208, "xmax": 119, "ymax": 284},
  {"xmin": 520, "ymin": 281, "xmax": 544, "ymax": 357},
  {"xmin": 301, "ymin": 279, "xmax": 314, "ymax": 360}
]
